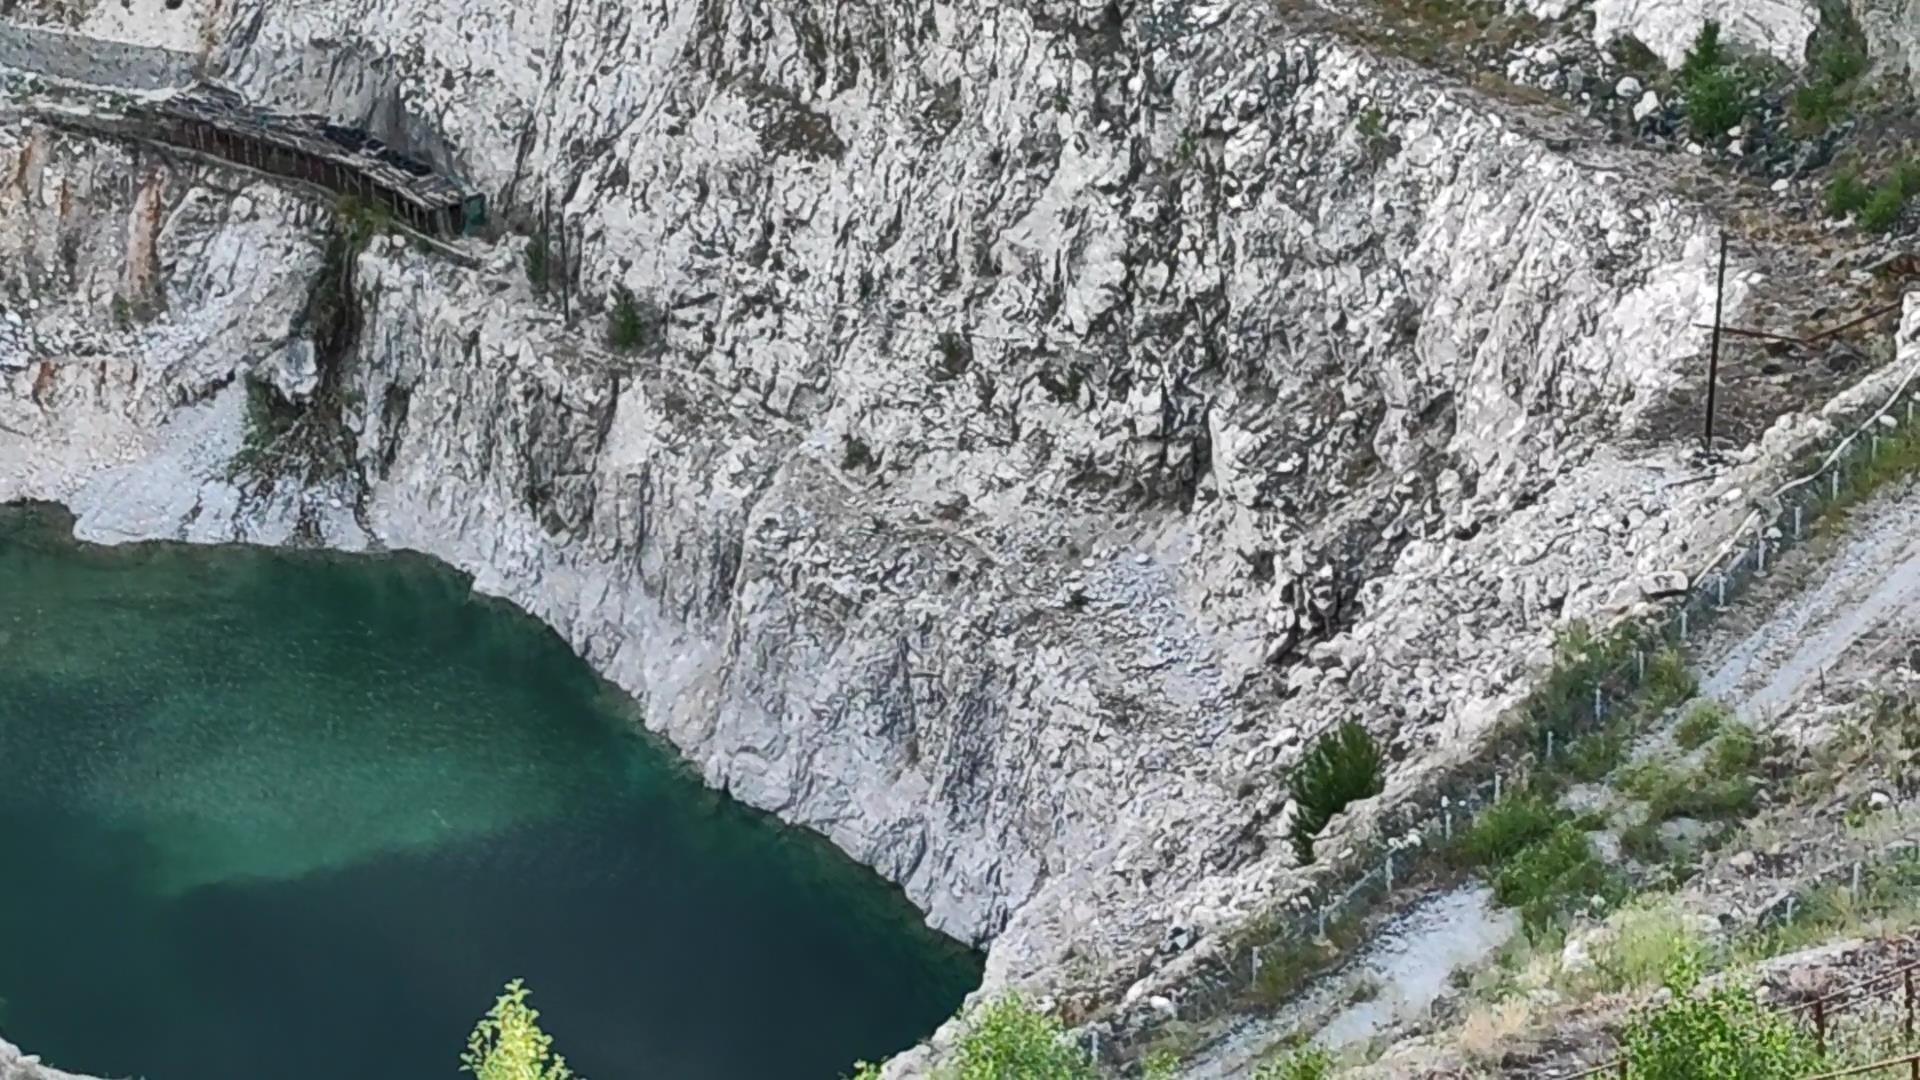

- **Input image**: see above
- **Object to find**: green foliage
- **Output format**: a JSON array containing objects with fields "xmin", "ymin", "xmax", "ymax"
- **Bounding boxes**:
[
  {"xmin": 1458, "ymin": 794, "xmax": 1560, "ymax": 868},
  {"xmin": 1287, "ymin": 722, "xmax": 1385, "ymax": 865},
  {"xmin": 1826, "ymin": 166, "xmax": 1871, "ymax": 217},
  {"xmin": 1674, "ymin": 700, "xmax": 1728, "ymax": 750},
  {"xmin": 606, "ymin": 285, "xmax": 665, "ymax": 355},
  {"xmin": 847, "ymin": 1064, "xmax": 883, "ymax": 1080},
  {"xmin": 1684, "ymin": 67, "xmax": 1745, "ymax": 139},
  {"xmin": 1620, "ymin": 820, "xmax": 1666, "ymax": 864},
  {"xmin": 1706, "ymin": 723, "xmax": 1760, "ymax": 778},
  {"xmin": 1596, "ymin": 902, "xmax": 1704, "ymax": 992},
  {"xmin": 1621, "ymin": 957, "xmax": 1822, "ymax": 1079},
  {"xmin": 1859, "ymin": 182, "xmax": 1907, "ymax": 232},
  {"xmin": 1679, "ymin": 21, "xmax": 1727, "ymax": 85},
  {"xmin": 1141, "ymin": 1047, "xmax": 1182, "ymax": 1080},
  {"xmin": 1896, "ymin": 160, "xmax": 1920, "ymax": 200},
  {"xmin": 1493, "ymin": 823, "xmax": 1621, "ymax": 936},
  {"xmin": 524, "ymin": 234, "xmax": 551, "ymax": 295},
  {"xmin": 1814, "ymin": 34, "xmax": 1869, "ymax": 87},
  {"xmin": 461, "ymin": 980, "xmax": 578, "ymax": 1080},
  {"xmin": 1253, "ymin": 1046, "xmax": 1335, "ymax": 1080},
  {"xmin": 1641, "ymin": 650, "xmax": 1697, "ymax": 714},
  {"xmin": 1627, "ymin": 757, "xmax": 1756, "ymax": 822},
  {"xmin": 945, "ymin": 995, "xmax": 1095, "ymax": 1080},
  {"xmin": 1562, "ymin": 726, "xmax": 1629, "ymax": 783}
]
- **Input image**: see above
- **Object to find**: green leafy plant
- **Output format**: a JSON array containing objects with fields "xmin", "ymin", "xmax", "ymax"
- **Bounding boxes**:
[
  {"xmin": 1458, "ymin": 793, "xmax": 1560, "ymax": 867},
  {"xmin": 1642, "ymin": 650, "xmax": 1698, "ymax": 713},
  {"xmin": 606, "ymin": 284, "xmax": 666, "ymax": 355},
  {"xmin": 1685, "ymin": 67, "xmax": 1745, "ymax": 138},
  {"xmin": 1860, "ymin": 182, "xmax": 1907, "ymax": 233},
  {"xmin": 945, "ymin": 994, "xmax": 1096, "ymax": 1080},
  {"xmin": 1621, "ymin": 957, "xmax": 1823, "ymax": 1079},
  {"xmin": 1706, "ymin": 723, "xmax": 1760, "ymax": 778},
  {"xmin": 1826, "ymin": 166, "xmax": 1871, "ymax": 217},
  {"xmin": 1679, "ymin": 21, "xmax": 1727, "ymax": 85},
  {"xmin": 1288, "ymin": 722, "xmax": 1385, "ymax": 864},
  {"xmin": 1493, "ymin": 823, "xmax": 1621, "ymax": 935},
  {"xmin": 1674, "ymin": 700, "xmax": 1728, "ymax": 750},
  {"xmin": 1253, "ymin": 1045, "xmax": 1335, "ymax": 1080},
  {"xmin": 524, "ymin": 234, "xmax": 551, "ymax": 295},
  {"xmin": 461, "ymin": 979, "xmax": 578, "ymax": 1080},
  {"xmin": 1595, "ymin": 901, "xmax": 1704, "ymax": 993},
  {"xmin": 1141, "ymin": 1047, "xmax": 1183, "ymax": 1080}
]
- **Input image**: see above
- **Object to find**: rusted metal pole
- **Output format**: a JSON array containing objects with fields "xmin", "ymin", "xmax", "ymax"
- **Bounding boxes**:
[
  {"xmin": 1907, "ymin": 967, "xmax": 1914, "ymax": 1040},
  {"xmin": 1814, "ymin": 997, "xmax": 1827, "ymax": 1056},
  {"xmin": 1705, "ymin": 230, "xmax": 1728, "ymax": 453}
]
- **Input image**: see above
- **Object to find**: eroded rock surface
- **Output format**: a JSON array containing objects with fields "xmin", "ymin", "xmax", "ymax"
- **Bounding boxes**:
[{"xmin": 0, "ymin": 0, "xmax": 1910, "ymax": 1069}]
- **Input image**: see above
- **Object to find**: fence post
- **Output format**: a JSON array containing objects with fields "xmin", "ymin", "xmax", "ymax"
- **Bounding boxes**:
[
  {"xmin": 1814, "ymin": 998, "xmax": 1826, "ymax": 1056},
  {"xmin": 1758, "ymin": 541, "xmax": 1767, "ymax": 574},
  {"xmin": 1718, "ymin": 575, "xmax": 1726, "ymax": 607},
  {"xmin": 1794, "ymin": 505, "xmax": 1803, "ymax": 540},
  {"xmin": 1594, "ymin": 687, "xmax": 1604, "ymax": 721},
  {"xmin": 1906, "ymin": 967, "xmax": 1914, "ymax": 1040},
  {"xmin": 1681, "ymin": 609, "xmax": 1690, "ymax": 642},
  {"xmin": 1852, "ymin": 861, "xmax": 1862, "ymax": 900},
  {"xmin": 1386, "ymin": 851, "xmax": 1395, "ymax": 893},
  {"xmin": 1445, "ymin": 808, "xmax": 1453, "ymax": 842},
  {"xmin": 1494, "ymin": 772, "xmax": 1503, "ymax": 803},
  {"xmin": 1833, "ymin": 470, "xmax": 1841, "ymax": 500}
]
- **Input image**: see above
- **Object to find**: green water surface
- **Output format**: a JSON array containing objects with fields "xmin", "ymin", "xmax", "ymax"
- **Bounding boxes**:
[{"xmin": 0, "ymin": 504, "xmax": 980, "ymax": 1080}]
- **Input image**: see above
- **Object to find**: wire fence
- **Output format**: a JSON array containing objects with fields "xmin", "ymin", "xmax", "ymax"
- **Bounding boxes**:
[{"xmin": 1098, "ymin": 340, "xmax": 1920, "ymax": 1065}]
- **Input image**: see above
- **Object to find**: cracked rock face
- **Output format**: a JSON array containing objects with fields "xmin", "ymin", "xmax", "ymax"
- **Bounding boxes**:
[{"xmin": 0, "ymin": 0, "xmax": 1871, "ymax": 1049}]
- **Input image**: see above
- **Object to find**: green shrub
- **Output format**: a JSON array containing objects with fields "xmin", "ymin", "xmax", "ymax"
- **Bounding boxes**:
[
  {"xmin": 1253, "ymin": 1046, "xmax": 1335, "ymax": 1080},
  {"xmin": 524, "ymin": 235, "xmax": 551, "ymax": 295},
  {"xmin": 1141, "ymin": 1048, "xmax": 1182, "ymax": 1080},
  {"xmin": 1707, "ymin": 723, "xmax": 1760, "ymax": 778},
  {"xmin": 1642, "ymin": 650, "xmax": 1697, "ymax": 713},
  {"xmin": 946, "ymin": 995, "xmax": 1095, "ymax": 1080},
  {"xmin": 1597, "ymin": 902, "xmax": 1703, "ymax": 992},
  {"xmin": 1896, "ymin": 160, "xmax": 1920, "ymax": 200},
  {"xmin": 1679, "ymin": 20, "xmax": 1727, "ymax": 85},
  {"xmin": 1814, "ymin": 38, "xmax": 1869, "ymax": 87},
  {"xmin": 606, "ymin": 285, "xmax": 665, "ymax": 355},
  {"xmin": 462, "ymin": 980, "xmax": 577, "ymax": 1080},
  {"xmin": 1827, "ymin": 167, "xmax": 1871, "ymax": 217},
  {"xmin": 1562, "ymin": 726, "xmax": 1629, "ymax": 783},
  {"xmin": 1288, "ymin": 722, "xmax": 1385, "ymax": 864},
  {"xmin": 1494, "ymin": 824, "xmax": 1620, "ymax": 935},
  {"xmin": 1651, "ymin": 775, "xmax": 1757, "ymax": 822},
  {"xmin": 1859, "ymin": 183, "xmax": 1906, "ymax": 233},
  {"xmin": 1459, "ymin": 794, "xmax": 1561, "ymax": 868},
  {"xmin": 1622, "ymin": 958, "xmax": 1823, "ymax": 1080},
  {"xmin": 1621, "ymin": 820, "xmax": 1665, "ymax": 863},
  {"xmin": 1685, "ymin": 67, "xmax": 1745, "ymax": 138},
  {"xmin": 1674, "ymin": 701, "xmax": 1728, "ymax": 750}
]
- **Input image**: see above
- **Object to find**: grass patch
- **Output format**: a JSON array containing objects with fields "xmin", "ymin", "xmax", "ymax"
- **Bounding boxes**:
[
  {"xmin": 1594, "ymin": 900, "xmax": 1704, "ymax": 993},
  {"xmin": 1736, "ymin": 855, "xmax": 1920, "ymax": 963},
  {"xmin": 1642, "ymin": 649, "xmax": 1698, "ymax": 713},
  {"xmin": 1675, "ymin": 700, "xmax": 1729, "ymax": 750},
  {"xmin": 1827, "ymin": 166, "xmax": 1870, "ymax": 217},
  {"xmin": 1288, "ymin": 722, "xmax": 1384, "ymax": 865}
]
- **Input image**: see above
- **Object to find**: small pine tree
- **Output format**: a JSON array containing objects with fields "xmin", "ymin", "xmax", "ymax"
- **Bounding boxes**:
[
  {"xmin": 462, "ymin": 979, "xmax": 579, "ymax": 1080},
  {"xmin": 1288, "ymin": 722, "xmax": 1385, "ymax": 865},
  {"xmin": 1679, "ymin": 21, "xmax": 1726, "ymax": 85}
]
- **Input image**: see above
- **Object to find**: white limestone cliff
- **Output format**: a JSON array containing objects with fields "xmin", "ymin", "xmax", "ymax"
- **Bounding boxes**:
[{"xmin": 1, "ymin": 0, "xmax": 1911, "ymax": 1069}]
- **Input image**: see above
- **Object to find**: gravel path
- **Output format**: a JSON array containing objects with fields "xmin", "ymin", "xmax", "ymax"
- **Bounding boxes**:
[{"xmin": 1702, "ymin": 481, "xmax": 1920, "ymax": 727}]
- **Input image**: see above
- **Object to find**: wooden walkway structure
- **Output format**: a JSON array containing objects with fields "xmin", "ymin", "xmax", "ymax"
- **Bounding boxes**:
[{"xmin": 133, "ymin": 87, "xmax": 487, "ymax": 238}]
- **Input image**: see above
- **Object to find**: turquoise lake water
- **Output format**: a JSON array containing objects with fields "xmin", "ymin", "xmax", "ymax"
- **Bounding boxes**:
[{"xmin": 0, "ymin": 504, "xmax": 980, "ymax": 1080}]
